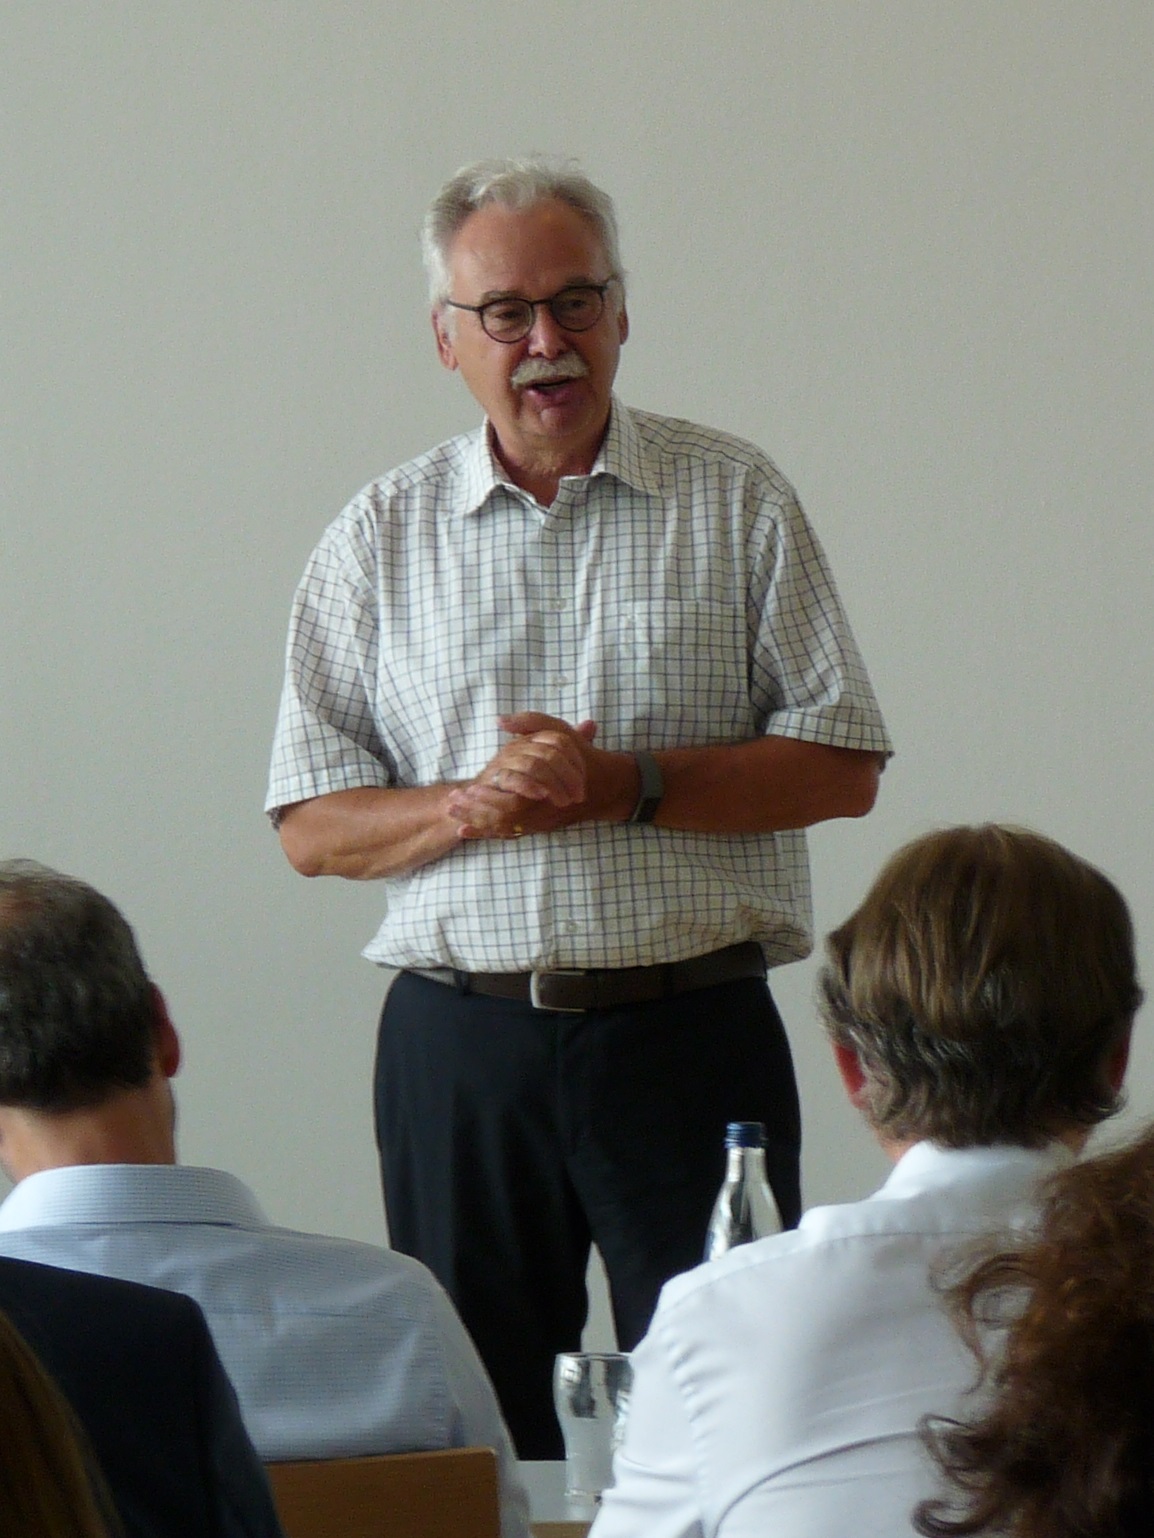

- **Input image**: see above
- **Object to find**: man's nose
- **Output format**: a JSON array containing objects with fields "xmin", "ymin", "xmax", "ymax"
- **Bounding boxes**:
[{"xmin": 525, "ymin": 304, "xmax": 567, "ymax": 357}]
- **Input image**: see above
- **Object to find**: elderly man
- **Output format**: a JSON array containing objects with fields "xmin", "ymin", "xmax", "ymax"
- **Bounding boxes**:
[
  {"xmin": 0, "ymin": 860, "xmax": 529, "ymax": 1538},
  {"xmin": 266, "ymin": 157, "xmax": 891, "ymax": 1455},
  {"xmin": 590, "ymin": 825, "xmax": 1143, "ymax": 1538}
]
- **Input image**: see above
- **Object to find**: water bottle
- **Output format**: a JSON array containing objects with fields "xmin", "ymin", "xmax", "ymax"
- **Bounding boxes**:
[{"xmin": 703, "ymin": 1121, "xmax": 783, "ymax": 1260}]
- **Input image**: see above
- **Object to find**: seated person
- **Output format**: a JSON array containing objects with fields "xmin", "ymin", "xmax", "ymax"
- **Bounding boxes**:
[
  {"xmin": 0, "ymin": 1254, "xmax": 282, "ymax": 1538},
  {"xmin": 0, "ymin": 1298, "xmax": 115, "ymax": 1538},
  {"xmin": 0, "ymin": 860, "xmax": 528, "ymax": 1538},
  {"xmin": 590, "ymin": 824, "xmax": 1143, "ymax": 1538},
  {"xmin": 916, "ymin": 1119, "xmax": 1154, "ymax": 1537}
]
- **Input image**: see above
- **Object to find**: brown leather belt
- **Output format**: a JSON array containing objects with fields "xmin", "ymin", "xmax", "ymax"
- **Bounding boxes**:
[{"xmin": 406, "ymin": 941, "xmax": 765, "ymax": 1014}]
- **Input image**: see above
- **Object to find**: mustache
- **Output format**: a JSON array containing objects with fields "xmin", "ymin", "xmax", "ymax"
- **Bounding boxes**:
[{"xmin": 510, "ymin": 353, "xmax": 590, "ymax": 389}]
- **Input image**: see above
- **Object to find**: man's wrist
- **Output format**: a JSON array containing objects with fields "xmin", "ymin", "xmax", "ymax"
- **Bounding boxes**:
[{"xmin": 627, "ymin": 750, "xmax": 664, "ymax": 824}]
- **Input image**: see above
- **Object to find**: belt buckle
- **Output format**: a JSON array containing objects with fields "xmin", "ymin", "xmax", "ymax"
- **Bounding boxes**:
[{"xmin": 529, "ymin": 969, "xmax": 589, "ymax": 1013}]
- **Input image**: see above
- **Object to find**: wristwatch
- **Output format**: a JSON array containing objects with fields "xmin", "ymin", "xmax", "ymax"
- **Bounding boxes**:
[{"xmin": 628, "ymin": 750, "xmax": 664, "ymax": 825}]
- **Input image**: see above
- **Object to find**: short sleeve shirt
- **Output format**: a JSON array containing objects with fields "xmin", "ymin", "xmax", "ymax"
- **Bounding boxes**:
[{"xmin": 266, "ymin": 400, "xmax": 892, "ymax": 971}]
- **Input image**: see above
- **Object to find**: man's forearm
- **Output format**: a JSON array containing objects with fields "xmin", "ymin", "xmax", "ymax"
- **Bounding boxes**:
[
  {"xmin": 447, "ymin": 714, "xmax": 882, "ymax": 842},
  {"xmin": 647, "ymin": 735, "xmax": 883, "ymax": 834},
  {"xmin": 278, "ymin": 736, "xmax": 883, "ymax": 877},
  {"xmin": 277, "ymin": 785, "xmax": 463, "ymax": 879},
  {"xmin": 448, "ymin": 732, "xmax": 881, "ymax": 841}
]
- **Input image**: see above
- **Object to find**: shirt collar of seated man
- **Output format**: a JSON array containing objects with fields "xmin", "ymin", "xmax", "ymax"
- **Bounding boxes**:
[{"xmin": 431, "ymin": 196, "xmax": 629, "ymax": 509}]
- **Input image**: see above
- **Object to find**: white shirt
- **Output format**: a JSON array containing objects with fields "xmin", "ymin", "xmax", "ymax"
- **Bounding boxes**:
[
  {"xmin": 589, "ymin": 1142, "xmax": 1072, "ymax": 1538},
  {"xmin": 0, "ymin": 1164, "xmax": 529, "ymax": 1538},
  {"xmin": 266, "ymin": 401, "xmax": 891, "ymax": 972}
]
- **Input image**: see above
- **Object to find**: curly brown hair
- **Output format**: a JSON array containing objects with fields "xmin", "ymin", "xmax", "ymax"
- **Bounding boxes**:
[{"xmin": 915, "ymin": 1124, "xmax": 1154, "ymax": 1537}]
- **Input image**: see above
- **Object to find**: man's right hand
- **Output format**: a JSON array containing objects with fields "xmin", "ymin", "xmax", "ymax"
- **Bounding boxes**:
[{"xmin": 445, "ymin": 715, "xmax": 599, "ymax": 840}]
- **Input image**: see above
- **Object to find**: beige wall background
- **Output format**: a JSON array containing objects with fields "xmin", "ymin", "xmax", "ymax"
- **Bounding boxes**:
[{"xmin": 3, "ymin": 3, "xmax": 1152, "ymax": 1342}]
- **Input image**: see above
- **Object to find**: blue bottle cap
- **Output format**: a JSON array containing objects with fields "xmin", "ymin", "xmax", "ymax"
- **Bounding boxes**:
[{"xmin": 724, "ymin": 1121, "xmax": 766, "ymax": 1148}]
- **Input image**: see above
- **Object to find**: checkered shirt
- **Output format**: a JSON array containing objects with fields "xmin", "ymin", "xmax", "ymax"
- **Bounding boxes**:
[{"xmin": 266, "ymin": 400, "xmax": 892, "ymax": 972}]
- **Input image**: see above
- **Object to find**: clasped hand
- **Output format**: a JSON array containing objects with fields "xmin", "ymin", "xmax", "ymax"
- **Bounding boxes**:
[{"xmin": 445, "ymin": 713, "xmax": 600, "ymax": 841}]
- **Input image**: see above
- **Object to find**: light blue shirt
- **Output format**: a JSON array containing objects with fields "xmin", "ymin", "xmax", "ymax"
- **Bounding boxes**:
[{"xmin": 0, "ymin": 1164, "xmax": 529, "ymax": 1538}]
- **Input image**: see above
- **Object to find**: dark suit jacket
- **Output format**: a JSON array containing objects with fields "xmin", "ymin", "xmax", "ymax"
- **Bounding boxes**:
[{"xmin": 0, "ymin": 1254, "xmax": 283, "ymax": 1538}]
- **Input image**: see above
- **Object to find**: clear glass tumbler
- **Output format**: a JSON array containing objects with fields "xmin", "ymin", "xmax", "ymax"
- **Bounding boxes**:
[{"xmin": 552, "ymin": 1350, "xmax": 633, "ymax": 1501}]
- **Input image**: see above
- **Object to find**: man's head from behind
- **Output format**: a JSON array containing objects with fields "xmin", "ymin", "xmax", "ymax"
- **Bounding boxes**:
[
  {"xmin": 819, "ymin": 825, "xmax": 1143, "ymax": 1149},
  {"xmin": 0, "ymin": 860, "xmax": 157, "ymax": 1114}
]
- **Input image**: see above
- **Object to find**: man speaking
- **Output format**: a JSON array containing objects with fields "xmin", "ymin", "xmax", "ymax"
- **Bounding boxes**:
[{"xmin": 267, "ymin": 157, "xmax": 891, "ymax": 1455}]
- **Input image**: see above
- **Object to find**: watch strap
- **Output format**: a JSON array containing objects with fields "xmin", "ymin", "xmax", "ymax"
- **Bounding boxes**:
[{"xmin": 628, "ymin": 750, "xmax": 664, "ymax": 825}]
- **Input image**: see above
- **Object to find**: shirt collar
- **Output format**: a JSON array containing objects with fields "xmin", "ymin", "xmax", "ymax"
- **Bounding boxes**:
[
  {"xmin": 590, "ymin": 398, "xmax": 663, "ymax": 497},
  {"xmin": 0, "ymin": 1163, "xmax": 269, "ymax": 1231},
  {"xmin": 876, "ymin": 1139, "xmax": 1076, "ymax": 1203},
  {"xmin": 458, "ymin": 396, "xmax": 662, "ymax": 515}
]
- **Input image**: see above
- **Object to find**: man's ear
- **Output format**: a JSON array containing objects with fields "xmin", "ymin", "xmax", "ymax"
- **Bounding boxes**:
[
  {"xmin": 432, "ymin": 308, "xmax": 458, "ymax": 371},
  {"xmin": 616, "ymin": 300, "xmax": 629, "ymax": 345},
  {"xmin": 832, "ymin": 1041, "xmax": 869, "ymax": 1111},
  {"xmin": 150, "ymin": 985, "xmax": 182, "ymax": 1080}
]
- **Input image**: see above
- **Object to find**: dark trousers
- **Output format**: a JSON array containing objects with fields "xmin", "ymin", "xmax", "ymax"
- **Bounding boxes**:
[{"xmin": 373, "ymin": 970, "xmax": 801, "ymax": 1458}]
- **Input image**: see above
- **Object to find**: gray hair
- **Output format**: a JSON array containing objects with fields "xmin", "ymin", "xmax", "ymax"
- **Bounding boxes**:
[
  {"xmin": 421, "ymin": 156, "xmax": 625, "ymax": 307},
  {"xmin": 0, "ymin": 859, "xmax": 156, "ymax": 1111}
]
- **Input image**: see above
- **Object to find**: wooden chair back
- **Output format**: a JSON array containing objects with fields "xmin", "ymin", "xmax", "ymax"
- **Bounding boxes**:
[{"xmin": 265, "ymin": 1446, "xmax": 501, "ymax": 1538}]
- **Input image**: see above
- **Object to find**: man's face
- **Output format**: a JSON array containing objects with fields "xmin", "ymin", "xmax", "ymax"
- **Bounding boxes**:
[{"xmin": 433, "ymin": 198, "xmax": 628, "ymax": 494}]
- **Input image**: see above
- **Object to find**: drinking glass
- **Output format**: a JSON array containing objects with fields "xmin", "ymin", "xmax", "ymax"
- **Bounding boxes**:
[{"xmin": 552, "ymin": 1351, "xmax": 633, "ymax": 1501}]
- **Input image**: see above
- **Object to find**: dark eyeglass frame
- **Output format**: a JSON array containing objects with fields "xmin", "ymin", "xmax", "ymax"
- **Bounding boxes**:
[{"xmin": 443, "ymin": 281, "xmax": 617, "ymax": 344}]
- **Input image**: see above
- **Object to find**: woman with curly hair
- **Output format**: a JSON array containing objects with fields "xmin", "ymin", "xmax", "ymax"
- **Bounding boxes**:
[
  {"xmin": 916, "ymin": 1124, "xmax": 1154, "ymax": 1537},
  {"xmin": 0, "ymin": 1306, "xmax": 114, "ymax": 1537}
]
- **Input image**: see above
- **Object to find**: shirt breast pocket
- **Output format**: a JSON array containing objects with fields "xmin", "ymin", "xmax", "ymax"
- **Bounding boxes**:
[{"xmin": 614, "ymin": 600, "xmax": 754, "ymax": 746}]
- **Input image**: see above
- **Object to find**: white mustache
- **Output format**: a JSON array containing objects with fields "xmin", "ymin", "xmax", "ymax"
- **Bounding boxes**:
[{"xmin": 511, "ymin": 353, "xmax": 590, "ymax": 389}]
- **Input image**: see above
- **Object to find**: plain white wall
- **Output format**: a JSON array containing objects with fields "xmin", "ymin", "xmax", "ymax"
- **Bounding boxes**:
[{"xmin": 3, "ymin": 4, "xmax": 1152, "ymax": 1344}]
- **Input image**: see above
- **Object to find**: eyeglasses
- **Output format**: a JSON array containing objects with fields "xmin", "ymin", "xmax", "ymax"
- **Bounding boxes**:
[{"xmin": 443, "ymin": 282, "xmax": 616, "ymax": 344}]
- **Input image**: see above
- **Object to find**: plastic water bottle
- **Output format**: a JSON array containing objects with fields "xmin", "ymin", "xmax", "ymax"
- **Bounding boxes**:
[{"xmin": 704, "ymin": 1121, "xmax": 783, "ymax": 1260}]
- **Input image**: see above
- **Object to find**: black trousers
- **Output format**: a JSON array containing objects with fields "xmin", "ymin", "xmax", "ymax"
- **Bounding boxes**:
[{"xmin": 373, "ymin": 970, "xmax": 801, "ymax": 1458}]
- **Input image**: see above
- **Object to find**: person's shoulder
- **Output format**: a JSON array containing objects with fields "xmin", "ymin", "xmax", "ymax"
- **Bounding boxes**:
[
  {"xmin": 652, "ymin": 1188, "xmax": 914, "ymax": 1320},
  {"xmin": 0, "ymin": 1251, "xmax": 197, "ymax": 1321},
  {"xmin": 310, "ymin": 426, "xmax": 482, "ymax": 560},
  {"xmin": 350, "ymin": 426, "xmax": 481, "ymax": 509},
  {"xmin": 625, "ymin": 405, "xmax": 796, "ymax": 497},
  {"xmin": 0, "ymin": 1253, "xmax": 214, "ymax": 1378},
  {"xmin": 257, "ymin": 1221, "xmax": 449, "ymax": 1314},
  {"xmin": 646, "ymin": 1199, "xmax": 962, "ymax": 1374},
  {"xmin": 653, "ymin": 1226, "xmax": 826, "ymax": 1323}
]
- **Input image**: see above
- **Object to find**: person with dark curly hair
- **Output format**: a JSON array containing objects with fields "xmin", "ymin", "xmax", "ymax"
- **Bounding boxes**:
[
  {"xmin": 592, "ymin": 824, "xmax": 1142, "ymax": 1538},
  {"xmin": 916, "ymin": 1122, "xmax": 1154, "ymax": 1538}
]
